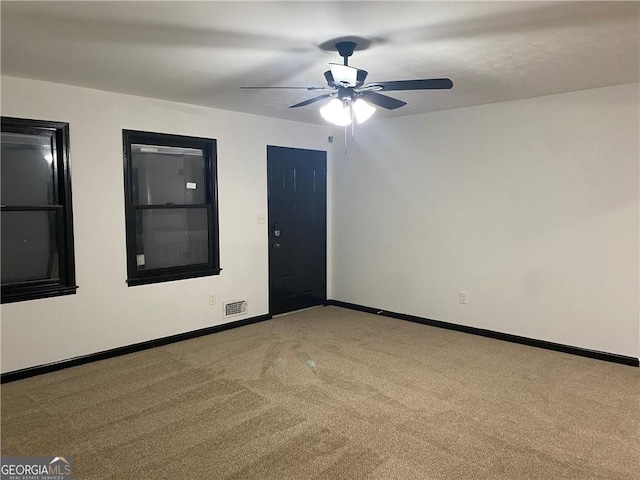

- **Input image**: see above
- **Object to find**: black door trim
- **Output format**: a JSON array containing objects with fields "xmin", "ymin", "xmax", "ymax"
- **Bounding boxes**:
[{"xmin": 267, "ymin": 145, "xmax": 327, "ymax": 316}]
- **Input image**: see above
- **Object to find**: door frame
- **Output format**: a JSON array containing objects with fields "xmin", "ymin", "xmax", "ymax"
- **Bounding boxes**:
[{"xmin": 266, "ymin": 145, "xmax": 327, "ymax": 316}]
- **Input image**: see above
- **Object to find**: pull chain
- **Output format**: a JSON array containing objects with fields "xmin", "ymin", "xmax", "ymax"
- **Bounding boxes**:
[{"xmin": 344, "ymin": 125, "xmax": 347, "ymax": 154}]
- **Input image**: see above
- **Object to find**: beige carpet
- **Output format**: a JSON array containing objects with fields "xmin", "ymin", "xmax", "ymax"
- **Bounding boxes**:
[{"xmin": 1, "ymin": 306, "xmax": 639, "ymax": 479}]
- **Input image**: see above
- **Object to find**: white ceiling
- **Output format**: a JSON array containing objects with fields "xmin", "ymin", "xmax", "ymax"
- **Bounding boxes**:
[{"xmin": 1, "ymin": 1, "xmax": 638, "ymax": 125}]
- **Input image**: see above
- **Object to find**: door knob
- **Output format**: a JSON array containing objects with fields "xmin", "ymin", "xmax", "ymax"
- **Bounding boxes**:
[{"xmin": 273, "ymin": 242, "xmax": 281, "ymax": 248}]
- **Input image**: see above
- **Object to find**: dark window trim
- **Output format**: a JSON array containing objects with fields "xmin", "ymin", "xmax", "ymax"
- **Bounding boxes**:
[
  {"xmin": 122, "ymin": 130, "xmax": 221, "ymax": 286},
  {"xmin": 1, "ymin": 117, "xmax": 77, "ymax": 303}
]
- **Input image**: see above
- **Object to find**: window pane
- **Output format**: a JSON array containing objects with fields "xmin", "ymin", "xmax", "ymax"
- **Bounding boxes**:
[
  {"xmin": 131, "ymin": 144, "xmax": 205, "ymax": 206},
  {"xmin": 135, "ymin": 208, "xmax": 209, "ymax": 270},
  {"xmin": 1, "ymin": 132, "xmax": 55, "ymax": 206},
  {"xmin": 1, "ymin": 211, "xmax": 59, "ymax": 283}
]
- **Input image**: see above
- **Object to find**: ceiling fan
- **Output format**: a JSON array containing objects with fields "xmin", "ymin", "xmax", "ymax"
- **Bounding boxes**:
[{"xmin": 242, "ymin": 41, "xmax": 453, "ymax": 125}]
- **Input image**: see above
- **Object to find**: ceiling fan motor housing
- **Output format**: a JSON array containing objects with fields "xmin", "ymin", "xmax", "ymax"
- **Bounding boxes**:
[{"xmin": 337, "ymin": 87, "xmax": 355, "ymax": 102}]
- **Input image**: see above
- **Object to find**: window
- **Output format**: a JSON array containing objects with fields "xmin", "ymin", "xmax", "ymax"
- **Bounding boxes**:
[
  {"xmin": 1, "ymin": 117, "xmax": 77, "ymax": 303},
  {"xmin": 123, "ymin": 130, "xmax": 220, "ymax": 286}
]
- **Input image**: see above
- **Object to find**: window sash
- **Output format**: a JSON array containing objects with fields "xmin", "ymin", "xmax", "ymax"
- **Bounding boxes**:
[
  {"xmin": 1, "ymin": 131, "xmax": 58, "ymax": 207},
  {"xmin": 133, "ymin": 206, "xmax": 211, "ymax": 271},
  {"xmin": 130, "ymin": 144, "xmax": 206, "ymax": 206},
  {"xmin": 1, "ymin": 209, "xmax": 63, "ymax": 284}
]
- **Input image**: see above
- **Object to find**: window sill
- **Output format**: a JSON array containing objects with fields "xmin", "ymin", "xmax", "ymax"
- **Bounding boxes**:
[{"xmin": 1, "ymin": 285, "xmax": 78, "ymax": 304}]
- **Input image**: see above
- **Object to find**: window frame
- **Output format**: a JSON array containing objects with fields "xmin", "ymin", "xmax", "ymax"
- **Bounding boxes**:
[
  {"xmin": 1, "ymin": 117, "xmax": 77, "ymax": 303},
  {"xmin": 122, "ymin": 130, "xmax": 221, "ymax": 286}
]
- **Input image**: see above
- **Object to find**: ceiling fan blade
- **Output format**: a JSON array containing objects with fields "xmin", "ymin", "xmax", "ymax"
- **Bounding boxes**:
[
  {"xmin": 289, "ymin": 93, "xmax": 333, "ymax": 109},
  {"xmin": 366, "ymin": 78, "xmax": 453, "ymax": 91},
  {"xmin": 324, "ymin": 70, "xmax": 335, "ymax": 87},
  {"xmin": 360, "ymin": 91, "xmax": 407, "ymax": 110},
  {"xmin": 356, "ymin": 69, "xmax": 368, "ymax": 87},
  {"xmin": 241, "ymin": 86, "xmax": 328, "ymax": 91}
]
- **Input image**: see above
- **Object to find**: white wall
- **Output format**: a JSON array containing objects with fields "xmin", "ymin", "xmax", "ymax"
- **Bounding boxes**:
[
  {"xmin": 2, "ymin": 78, "xmax": 638, "ymax": 372},
  {"xmin": 0, "ymin": 76, "xmax": 331, "ymax": 373},
  {"xmin": 331, "ymin": 83, "xmax": 640, "ymax": 359}
]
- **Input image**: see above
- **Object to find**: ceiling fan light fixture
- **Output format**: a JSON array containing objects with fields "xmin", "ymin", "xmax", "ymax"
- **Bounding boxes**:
[
  {"xmin": 320, "ymin": 98, "xmax": 352, "ymax": 126},
  {"xmin": 352, "ymin": 99, "xmax": 376, "ymax": 124}
]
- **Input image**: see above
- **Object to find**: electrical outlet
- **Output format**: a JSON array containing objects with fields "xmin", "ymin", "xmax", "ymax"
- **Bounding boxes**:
[
  {"xmin": 208, "ymin": 292, "xmax": 217, "ymax": 305},
  {"xmin": 256, "ymin": 213, "xmax": 266, "ymax": 224},
  {"xmin": 459, "ymin": 291, "xmax": 468, "ymax": 304}
]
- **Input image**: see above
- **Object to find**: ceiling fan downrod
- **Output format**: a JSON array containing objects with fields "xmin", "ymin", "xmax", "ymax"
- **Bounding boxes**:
[{"xmin": 335, "ymin": 41, "xmax": 357, "ymax": 66}]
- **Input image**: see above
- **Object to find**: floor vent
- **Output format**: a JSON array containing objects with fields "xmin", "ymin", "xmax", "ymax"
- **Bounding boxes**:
[{"xmin": 224, "ymin": 300, "xmax": 248, "ymax": 318}]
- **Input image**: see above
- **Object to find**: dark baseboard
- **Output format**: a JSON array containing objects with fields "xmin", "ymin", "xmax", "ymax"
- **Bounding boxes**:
[
  {"xmin": 327, "ymin": 300, "xmax": 639, "ymax": 367},
  {"xmin": 1, "ymin": 313, "xmax": 272, "ymax": 384},
  {"xmin": 4, "ymin": 302, "xmax": 637, "ymax": 383}
]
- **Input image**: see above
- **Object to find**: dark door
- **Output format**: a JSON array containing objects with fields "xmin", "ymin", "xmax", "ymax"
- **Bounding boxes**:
[{"xmin": 267, "ymin": 145, "xmax": 326, "ymax": 315}]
